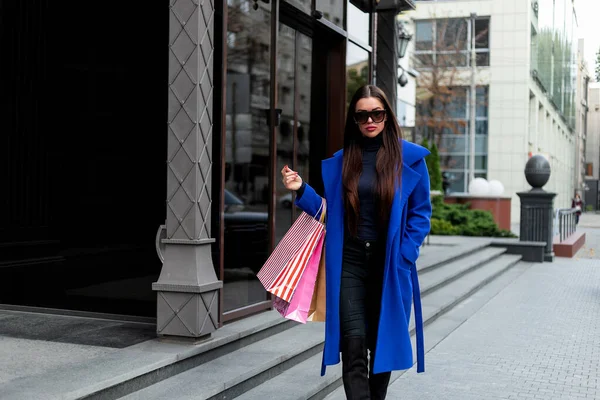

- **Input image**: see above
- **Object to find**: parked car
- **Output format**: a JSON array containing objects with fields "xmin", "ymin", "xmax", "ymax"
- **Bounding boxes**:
[
  {"xmin": 223, "ymin": 190, "xmax": 269, "ymax": 273},
  {"xmin": 278, "ymin": 192, "xmax": 293, "ymax": 208}
]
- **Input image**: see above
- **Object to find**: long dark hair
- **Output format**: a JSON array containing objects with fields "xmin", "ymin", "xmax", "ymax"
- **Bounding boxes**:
[{"xmin": 342, "ymin": 85, "xmax": 403, "ymax": 237}]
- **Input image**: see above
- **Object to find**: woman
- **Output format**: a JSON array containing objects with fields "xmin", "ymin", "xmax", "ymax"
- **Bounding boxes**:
[
  {"xmin": 281, "ymin": 85, "xmax": 431, "ymax": 399},
  {"xmin": 572, "ymin": 193, "xmax": 583, "ymax": 224}
]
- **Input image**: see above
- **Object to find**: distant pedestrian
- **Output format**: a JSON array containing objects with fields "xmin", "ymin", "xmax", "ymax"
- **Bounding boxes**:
[
  {"xmin": 281, "ymin": 85, "xmax": 431, "ymax": 399},
  {"xmin": 442, "ymin": 172, "xmax": 450, "ymax": 195},
  {"xmin": 572, "ymin": 193, "xmax": 583, "ymax": 224}
]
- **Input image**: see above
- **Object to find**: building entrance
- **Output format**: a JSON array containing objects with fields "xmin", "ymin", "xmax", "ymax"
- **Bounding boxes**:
[{"xmin": 0, "ymin": 2, "xmax": 168, "ymax": 318}]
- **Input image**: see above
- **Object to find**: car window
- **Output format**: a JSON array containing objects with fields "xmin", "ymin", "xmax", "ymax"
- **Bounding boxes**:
[{"xmin": 224, "ymin": 189, "xmax": 244, "ymax": 206}]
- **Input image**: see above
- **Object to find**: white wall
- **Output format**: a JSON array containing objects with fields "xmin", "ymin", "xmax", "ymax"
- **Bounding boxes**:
[{"xmin": 587, "ymin": 85, "xmax": 600, "ymax": 180}]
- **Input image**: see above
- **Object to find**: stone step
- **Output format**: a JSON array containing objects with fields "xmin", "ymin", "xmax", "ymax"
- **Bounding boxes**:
[
  {"xmin": 118, "ymin": 322, "xmax": 325, "ymax": 400},
  {"xmin": 235, "ymin": 254, "xmax": 523, "ymax": 400},
  {"xmin": 410, "ymin": 254, "xmax": 522, "ymax": 333},
  {"xmin": 0, "ymin": 310, "xmax": 297, "ymax": 400},
  {"xmin": 419, "ymin": 246, "xmax": 507, "ymax": 296},
  {"xmin": 417, "ymin": 240, "xmax": 492, "ymax": 274}
]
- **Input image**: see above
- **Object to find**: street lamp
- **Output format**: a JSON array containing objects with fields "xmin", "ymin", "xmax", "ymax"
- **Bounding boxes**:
[
  {"xmin": 396, "ymin": 20, "xmax": 412, "ymax": 87},
  {"xmin": 396, "ymin": 20, "xmax": 412, "ymax": 59}
]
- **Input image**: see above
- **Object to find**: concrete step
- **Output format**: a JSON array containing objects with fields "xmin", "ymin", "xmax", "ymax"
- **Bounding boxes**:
[
  {"xmin": 235, "ymin": 254, "xmax": 523, "ymax": 400},
  {"xmin": 417, "ymin": 239, "xmax": 492, "ymax": 274},
  {"xmin": 0, "ymin": 310, "xmax": 297, "ymax": 400},
  {"xmin": 418, "ymin": 246, "xmax": 507, "ymax": 296},
  {"xmin": 410, "ymin": 254, "xmax": 522, "ymax": 333},
  {"xmin": 119, "ymin": 322, "xmax": 325, "ymax": 400}
]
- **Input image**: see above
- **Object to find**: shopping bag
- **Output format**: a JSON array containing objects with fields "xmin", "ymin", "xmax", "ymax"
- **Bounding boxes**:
[
  {"xmin": 273, "ymin": 232, "xmax": 324, "ymax": 323},
  {"xmin": 307, "ymin": 245, "xmax": 326, "ymax": 322},
  {"xmin": 257, "ymin": 198, "xmax": 326, "ymax": 303}
]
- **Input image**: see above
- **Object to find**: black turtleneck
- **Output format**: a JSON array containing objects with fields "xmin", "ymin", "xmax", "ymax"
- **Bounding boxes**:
[
  {"xmin": 294, "ymin": 134, "xmax": 383, "ymax": 240},
  {"xmin": 356, "ymin": 133, "xmax": 382, "ymax": 240}
]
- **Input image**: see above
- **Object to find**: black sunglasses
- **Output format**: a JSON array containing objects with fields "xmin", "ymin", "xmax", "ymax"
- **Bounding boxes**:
[{"xmin": 353, "ymin": 110, "xmax": 386, "ymax": 124}]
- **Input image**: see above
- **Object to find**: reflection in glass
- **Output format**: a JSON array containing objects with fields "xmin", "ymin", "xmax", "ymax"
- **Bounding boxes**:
[
  {"xmin": 532, "ymin": 0, "xmax": 576, "ymax": 128},
  {"xmin": 284, "ymin": 0, "xmax": 311, "ymax": 14},
  {"xmin": 276, "ymin": 29, "xmax": 313, "ymax": 243},
  {"xmin": 445, "ymin": 171, "xmax": 465, "ymax": 193},
  {"xmin": 415, "ymin": 21, "xmax": 433, "ymax": 50},
  {"xmin": 418, "ymin": 85, "xmax": 489, "ymax": 195},
  {"xmin": 347, "ymin": 2, "xmax": 369, "ymax": 45},
  {"xmin": 223, "ymin": 2, "xmax": 272, "ymax": 312},
  {"xmin": 346, "ymin": 41, "xmax": 369, "ymax": 108},
  {"xmin": 317, "ymin": 0, "xmax": 344, "ymax": 29}
]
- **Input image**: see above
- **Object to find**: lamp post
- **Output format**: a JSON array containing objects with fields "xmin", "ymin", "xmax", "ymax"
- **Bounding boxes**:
[
  {"xmin": 396, "ymin": 20, "xmax": 412, "ymax": 87},
  {"xmin": 396, "ymin": 20, "xmax": 412, "ymax": 59}
]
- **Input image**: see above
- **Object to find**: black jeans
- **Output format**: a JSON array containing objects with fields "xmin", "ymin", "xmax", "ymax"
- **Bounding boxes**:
[
  {"xmin": 340, "ymin": 235, "xmax": 385, "ymax": 346},
  {"xmin": 340, "ymin": 235, "xmax": 391, "ymax": 400}
]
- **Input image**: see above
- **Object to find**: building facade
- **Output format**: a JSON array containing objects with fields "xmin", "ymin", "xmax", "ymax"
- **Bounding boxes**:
[
  {"xmin": 1, "ymin": 1, "xmax": 415, "ymax": 331},
  {"xmin": 405, "ymin": 0, "xmax": 578, "ymax": 222},
  {"xmin": 586, "ymin": 84, "xmax": 600, "ymax": 180},
  {"xmin": 575, "ymin": 39, "xmax": 590, "ymax": 194}
]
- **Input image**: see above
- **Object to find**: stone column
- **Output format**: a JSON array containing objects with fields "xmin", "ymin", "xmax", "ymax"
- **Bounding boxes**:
[
  {"xmin": 517, "ymin": 155, "xmax": 556, "ymax": 262},
  {"xmin": 153, "ymin": 0, "xmax": 222, "ymax": 339},
  {"xmin": 376, "ymin": 11, "xmax": 398, "ymax": 111}
]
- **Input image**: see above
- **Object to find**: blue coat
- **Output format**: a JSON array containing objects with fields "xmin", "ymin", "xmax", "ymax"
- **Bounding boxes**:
[{"xmin": 295, "ymin": 140, "xmax": 431, "ymax": 375}]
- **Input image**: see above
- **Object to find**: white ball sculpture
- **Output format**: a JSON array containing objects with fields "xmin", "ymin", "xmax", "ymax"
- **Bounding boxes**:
[
  {"xmin": 488, "ymin": 180, "xmax": 505, "ymax": 196},
  {"xmin": 468, "ymin": 177, "xmax": 490, "ymax": 196}
]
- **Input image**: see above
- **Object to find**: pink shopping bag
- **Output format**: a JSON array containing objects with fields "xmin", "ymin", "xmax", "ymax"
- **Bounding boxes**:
[
  {"xmin": 257, "ymin": 199, "xmax": 326, "ymax": 303},
  {"xmin": 272, "ymin": 232, "xmax": 325, "ymax": 323}
]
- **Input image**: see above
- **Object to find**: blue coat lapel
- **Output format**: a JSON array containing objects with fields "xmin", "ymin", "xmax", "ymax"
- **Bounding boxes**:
[{"xmin": 385, "ymin": 164, "xmax": 421, "ymax": 253}]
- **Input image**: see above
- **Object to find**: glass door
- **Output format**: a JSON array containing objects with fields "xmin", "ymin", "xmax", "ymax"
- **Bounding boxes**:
[
  {"xmin": 222, "ymin": 4, "xmax": 314, "ymax": 317},
  {"xmin": 275, "ymin": 25, "xmax": 313, "ymax": 242}
]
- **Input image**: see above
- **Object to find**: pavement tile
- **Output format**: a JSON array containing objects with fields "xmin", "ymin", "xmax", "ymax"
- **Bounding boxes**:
[{"xmin": 388, "ymin": 252, "xmax": 600, "ymax": 400}]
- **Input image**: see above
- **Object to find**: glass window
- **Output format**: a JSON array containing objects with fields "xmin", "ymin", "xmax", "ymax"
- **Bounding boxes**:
[
  {"xmin": 415, "ymin": 20, "xmax": 434, "ymax": 51},
  {"xmin": 476, "ymin": 52, "xmax": 490, "ymax": 67},
  {"xmin": 445, "ymin": 171, "xmax": 466, "ymax": 193},
  {"xmin": 438, "ymin": 52, "xmax": 468, "ymax": 67},
  {"xmin": 416, "ymin": 85, "xmax": 489, "ymax": 195},
  {"xmin": 475, "ymin": 155, "xmax": 487, "ymax": 170},
  {"xmin": 224, "ymin": 3, "xmax": 273, "ymax": 313},
  {"xmin": 476, "ymin": 120, "xmax": 488, "ymax": 136},
  {"xmin": 475, "ymin": 134, "xmax": 488, "ymax": 153},
  {"xmin": 474, "ymin": 19, "xmax": 489, "ymax": 49},
  {"xmin": 476, "ymin": 86, "xmax": 488, "ymax": 117},
  {"xmin": 414, "ymin": 17, "xmax": 490, "ymax": 69},
  {"xmin": 441, "ymin": 154, "xmax": 465, "ymax": 169},
  {"xmin": 447, "ymin": 87, "xmax": 468, "ymax": 118},
  {"xmin": 347, "ymin": 2, "xmax": 369, "ymax": 45},
  {"xmin": 439, "ymin": 19, "xmax": 468, "ymax": 51},
  {"xmin": 346, "ymin": 41, "xmax": 370, "ymax": 108},
  {"xmin": 414, "ymin": 54, "xmax": 434, "ymax": 68}
]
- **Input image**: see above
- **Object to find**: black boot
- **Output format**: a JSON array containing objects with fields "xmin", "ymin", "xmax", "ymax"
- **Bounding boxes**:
[
  {"xmin": 341, "ymin": 336, "xmax": 371, "ymax": 400},
  {"xmin": 369, "ymin": 351, "xmax": 391, "ymax": 400}
]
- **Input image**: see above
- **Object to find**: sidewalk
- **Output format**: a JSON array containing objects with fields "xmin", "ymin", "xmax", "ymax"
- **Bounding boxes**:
[{"xmin": 388, "ymin": 252, "xmax": 600, "ymax": 399}]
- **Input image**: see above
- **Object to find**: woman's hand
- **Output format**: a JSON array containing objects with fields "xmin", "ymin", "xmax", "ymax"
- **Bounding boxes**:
[{"xmin": 281, "ymin": 165, "xmax": 303, "ymax": 191}]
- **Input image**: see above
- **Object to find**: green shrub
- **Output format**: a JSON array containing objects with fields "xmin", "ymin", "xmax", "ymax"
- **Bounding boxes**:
[
  {"xmin": 430, "ymin": 218, "xmax": 459, "ymax": 235},
  {"xmin": 428, "ymin": 142, "xmax": 443, "ymax": 192},
  {"xmin": 430, "ymin": 201, "xmax": 517, "ymax": 238},
  {"xmin": 421, "ymin": 138, "xmax": 442, "ymax": 192}
]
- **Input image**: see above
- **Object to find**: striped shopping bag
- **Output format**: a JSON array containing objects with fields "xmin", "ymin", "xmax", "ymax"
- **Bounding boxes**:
[{"xmin": 257, "ymin": 199, "xmax": 326, "ymax": 303}]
